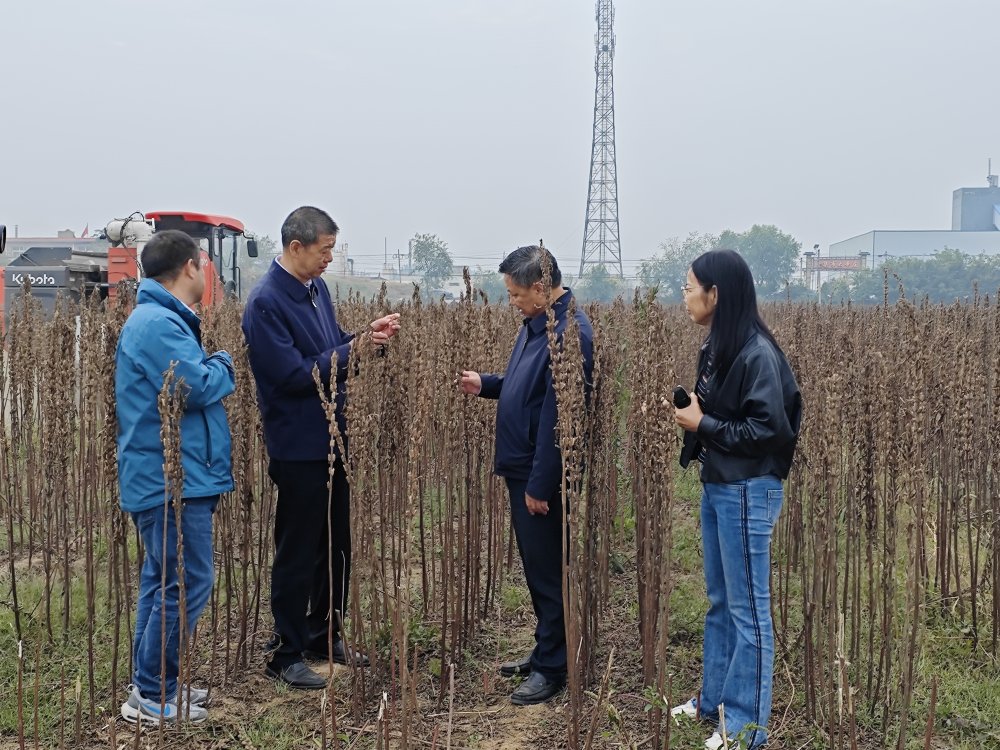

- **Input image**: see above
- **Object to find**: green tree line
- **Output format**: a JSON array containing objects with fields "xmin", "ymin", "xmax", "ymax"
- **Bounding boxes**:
[{"xmin": 822, "ymin": 249, "xmax": 1000, "ymax": 304}]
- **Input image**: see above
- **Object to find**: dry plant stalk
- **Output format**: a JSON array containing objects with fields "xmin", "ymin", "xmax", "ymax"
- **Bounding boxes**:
[{"xmin": 1, "ymin": 283, "xmax": 998, "ymax": 750}]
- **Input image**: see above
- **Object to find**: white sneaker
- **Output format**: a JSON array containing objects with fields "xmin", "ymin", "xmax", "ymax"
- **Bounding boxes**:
[
  {"xmin": 124, "ymin": 682, "xmax": 210, "ymax": 708},
  {"xmin": 705, "ymin": 732, "xmax": 741, "ymax": 750},
  {"xmin": 670, "ymin": 697, "xmax": 699, "ymax": 719},
  {"xmin": 120, "ymin": 685, "xmax": 208, "ymax": 725},
  {"xmin": 177, "ymin": 684, "xmax": 210, "ymax": 707}
]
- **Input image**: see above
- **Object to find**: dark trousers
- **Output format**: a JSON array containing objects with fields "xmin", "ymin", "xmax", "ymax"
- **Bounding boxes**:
[
  {"xmin": 505, "ymin": 478, "xmax": 567, "ymax": 676},
  {"xmin": 268, "ymin": 458, "xmax": 351, "ymax": 668}
]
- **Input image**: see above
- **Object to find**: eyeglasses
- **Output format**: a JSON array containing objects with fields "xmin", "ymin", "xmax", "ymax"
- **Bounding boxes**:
[
  {"xmin": 681, "ymin": 284, "xmax": 694, "ymax": 295},
  {"xmin": 308, "ymin": 282, "xmax": 319, "ymax": 309}
]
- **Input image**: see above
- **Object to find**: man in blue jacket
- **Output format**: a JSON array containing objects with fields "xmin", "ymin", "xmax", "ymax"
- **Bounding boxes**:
[
  {"xmin": 459, "ymin": 245, "xmax": 594, "ymax": 705},
  {"xmin": 115, "ymin": 230, "xmax": 236, "ymax": 724},
  {"xmin": 242, "ymin": 206, "xmax": 400, "ymax": 689}
]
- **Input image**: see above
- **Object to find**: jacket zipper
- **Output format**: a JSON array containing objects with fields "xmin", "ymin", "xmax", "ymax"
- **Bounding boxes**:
[
  {"xmin": 201, "ymin": 412, "xmax": 212, "ymax": 468},
  {"xmin": 511, "ymin": 324, "xmax": 531, "ymax": 371}
]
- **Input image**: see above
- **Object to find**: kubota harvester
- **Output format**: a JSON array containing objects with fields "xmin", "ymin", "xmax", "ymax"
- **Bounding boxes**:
[{"xmin": 0, "ymin": 211, "xmax": 258, "ymax": 322}]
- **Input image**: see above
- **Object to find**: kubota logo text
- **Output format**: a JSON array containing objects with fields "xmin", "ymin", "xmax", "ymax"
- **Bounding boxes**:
[{"xmin": 10, "ymin": 272, "xmax": 57, "ymax": 286}]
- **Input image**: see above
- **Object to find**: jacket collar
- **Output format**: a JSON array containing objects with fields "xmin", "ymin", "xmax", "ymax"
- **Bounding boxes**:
[
  {"xmin": 525, "ymin": 287, "xmax": 574, "ymax": 335},
  {"xmin": 268, "ymin": 258, "xmax": 314, "ymax": 303},
  {"xmin": 136, "ymin": 279, "xmax": 201, "ymax": 334}
]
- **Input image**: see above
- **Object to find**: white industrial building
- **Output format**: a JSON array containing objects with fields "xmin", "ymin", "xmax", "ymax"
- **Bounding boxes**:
[
  {"xmin": 831, "ymin": 229, "xmax": 1000, "ymax": 262},
  {"xmin": 829, "ymin": 177, "xmax": 1000, "ymax": 267}
]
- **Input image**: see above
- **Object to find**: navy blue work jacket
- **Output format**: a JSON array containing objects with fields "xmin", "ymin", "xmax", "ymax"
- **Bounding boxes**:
[
  {"xmin": 478, "ymin": 289, "xmax": 594, "ymax": 502},
  {"xmin": 241, "ymin": 260, "xmax": 355, "ymax": 461}
]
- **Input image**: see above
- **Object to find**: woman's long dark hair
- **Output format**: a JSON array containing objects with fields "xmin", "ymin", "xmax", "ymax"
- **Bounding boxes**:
[{"xmin": 691, "ymin": 249, "xmax": 779, "ymax": 375}]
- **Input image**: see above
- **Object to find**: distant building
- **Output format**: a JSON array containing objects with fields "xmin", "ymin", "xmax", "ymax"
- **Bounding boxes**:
[
  {"xmin": 829, "ymin": 229, "xmax": 1000, "ymax": 264},
  {"xmin": 324, "ymin": 242, "xmax": 351, "ymax": 276},
  {"xmin": 438, "ymin": 264, "xmax": 470, "ymax": 298},
  {"xmin": 830, "ymin": 174, "xmax": 1000, "ymax": 267}
]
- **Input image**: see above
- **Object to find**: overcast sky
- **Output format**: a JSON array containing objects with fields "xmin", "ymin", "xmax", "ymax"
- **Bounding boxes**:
[{"xmin": 2, "ymin": 0, "xmax": 998, "ymax": 276}]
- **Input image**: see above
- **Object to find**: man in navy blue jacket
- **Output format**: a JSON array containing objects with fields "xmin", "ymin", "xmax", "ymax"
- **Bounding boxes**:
[
  {"xmin": 460, "ymin": 245, "xmax": 593, "ymax": 705},
  {"xmin": 116, "ymin": 230, "xmax": 236, "ymax": 724},
  {"xmin": 242, "ymin": 206, "xmax": 400, "ymax": 689}
]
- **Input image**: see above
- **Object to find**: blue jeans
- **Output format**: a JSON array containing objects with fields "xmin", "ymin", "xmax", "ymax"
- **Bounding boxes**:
[
  {"xmin": 131, "ymin": 497, "xmax": 217, "ymax": 700},
  {"xmin": 699, "ymin": 476, "xmax": 783, "ymax": 749}
]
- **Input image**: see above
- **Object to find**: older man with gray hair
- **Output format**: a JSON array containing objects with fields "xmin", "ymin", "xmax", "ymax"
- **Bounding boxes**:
[
  {"xmin": 242, "ymin": 206, "xmax": 400, "ymax": 689},
  {"xmin": 459, "ymin": 244, "xmax": 593, "ymax": 705}
]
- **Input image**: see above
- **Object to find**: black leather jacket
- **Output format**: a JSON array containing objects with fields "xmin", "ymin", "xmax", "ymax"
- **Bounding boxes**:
[{"xmin": 679, "ymin": 332, "xmax": 802, "ymax": 483}]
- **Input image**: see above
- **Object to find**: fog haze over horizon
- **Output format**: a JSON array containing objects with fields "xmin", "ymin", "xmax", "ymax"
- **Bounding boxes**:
[{"xmin": 2, "ymin": 0, "xmax": 998, "ymax": 276}]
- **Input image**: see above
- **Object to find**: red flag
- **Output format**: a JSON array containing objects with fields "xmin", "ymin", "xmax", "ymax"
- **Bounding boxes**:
[{"xmin": 81, "ymin": 224, "xmax": 89, "ymax": 238}]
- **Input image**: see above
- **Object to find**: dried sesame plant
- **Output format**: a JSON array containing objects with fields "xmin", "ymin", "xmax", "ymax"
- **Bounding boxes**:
[{"xmin": 0, "ymin": 282, "xmax": 997, "ymax": 750}]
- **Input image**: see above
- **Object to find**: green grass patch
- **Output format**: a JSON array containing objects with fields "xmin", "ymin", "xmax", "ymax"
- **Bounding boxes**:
[{"xmin": 0, "ymin": 564, "xmax": 130, "ymax": 739}]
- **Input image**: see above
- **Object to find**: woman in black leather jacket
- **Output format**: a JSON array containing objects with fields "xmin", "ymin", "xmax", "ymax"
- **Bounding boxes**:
[{"xmin": 670, "ymin": 249, "xmax": 802, "ymax": 750}]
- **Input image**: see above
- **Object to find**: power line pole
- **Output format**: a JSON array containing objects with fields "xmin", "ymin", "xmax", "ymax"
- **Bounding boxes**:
[
  {"xmin": 580, "ymin": 0, "xmax": 623, "ymax": 279},
  {"xmin": 393, "ymin": 250, "xmax": 404, "ymax": 282}
]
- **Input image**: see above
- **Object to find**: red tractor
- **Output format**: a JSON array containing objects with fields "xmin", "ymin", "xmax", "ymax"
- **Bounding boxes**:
[{"xmin": 0, "ymin": 211, "xmax": 258, "ymax": 321}]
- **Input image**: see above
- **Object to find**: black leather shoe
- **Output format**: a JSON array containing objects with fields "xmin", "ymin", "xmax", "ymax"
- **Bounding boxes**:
[
  {"xmin": 499, "ymin": 654, "xmax": 532, "ymax": 678},
  {"xmin": 510, "ymin": 671, "xmax": 565, "ymax": 705},
  {"xmin": 333, "ymin": 639, "xmax": 370, "ymax": 667},
  {"xmin": 265, "ymin": 660, "xmax": 327, "ymax": 690},
  {"xmin": 303, "ymin": 639, "xmax": 370, "ymax": 667}
]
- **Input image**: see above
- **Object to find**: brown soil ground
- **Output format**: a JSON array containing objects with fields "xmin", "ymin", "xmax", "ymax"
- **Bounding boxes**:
[{"xmin": 0, "ymin": 558, "xmax": 878, "ymax": 750}]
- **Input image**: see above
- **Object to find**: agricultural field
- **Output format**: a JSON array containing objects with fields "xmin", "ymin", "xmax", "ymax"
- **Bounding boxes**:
[{"xmin": 1, "ymin": 285, "xmax": 999, "ymax": 749}]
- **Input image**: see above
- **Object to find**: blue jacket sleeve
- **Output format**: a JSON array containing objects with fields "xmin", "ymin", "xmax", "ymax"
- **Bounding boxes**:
[
  {"xmin": 335, "ymin": 323, "xmax": 357, "ymax": 382},
  {"xmin": 135, "ymin": 318, "xmax": 235, "ymax": 408},
  {"xmin": 244, "ymin": 299, "xmax": 352, "ymax": 394},
  {"xmin": 479, "ymin": 374, "xmax": 503, "ymax": 399},
  {"xmin": 207, "ymin": 351, "xmax": 235, "ymax": 378}
]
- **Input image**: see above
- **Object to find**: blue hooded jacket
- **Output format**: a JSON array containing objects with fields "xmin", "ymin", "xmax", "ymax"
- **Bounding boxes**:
[{"xmin": 115, "ymin": 279, "xmax": 236, "ymax": 513}]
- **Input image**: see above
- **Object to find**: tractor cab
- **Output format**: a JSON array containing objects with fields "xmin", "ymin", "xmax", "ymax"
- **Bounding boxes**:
[{"xmin": 146, "ymin": 211, "xmax": 258, "ymax": 302}]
